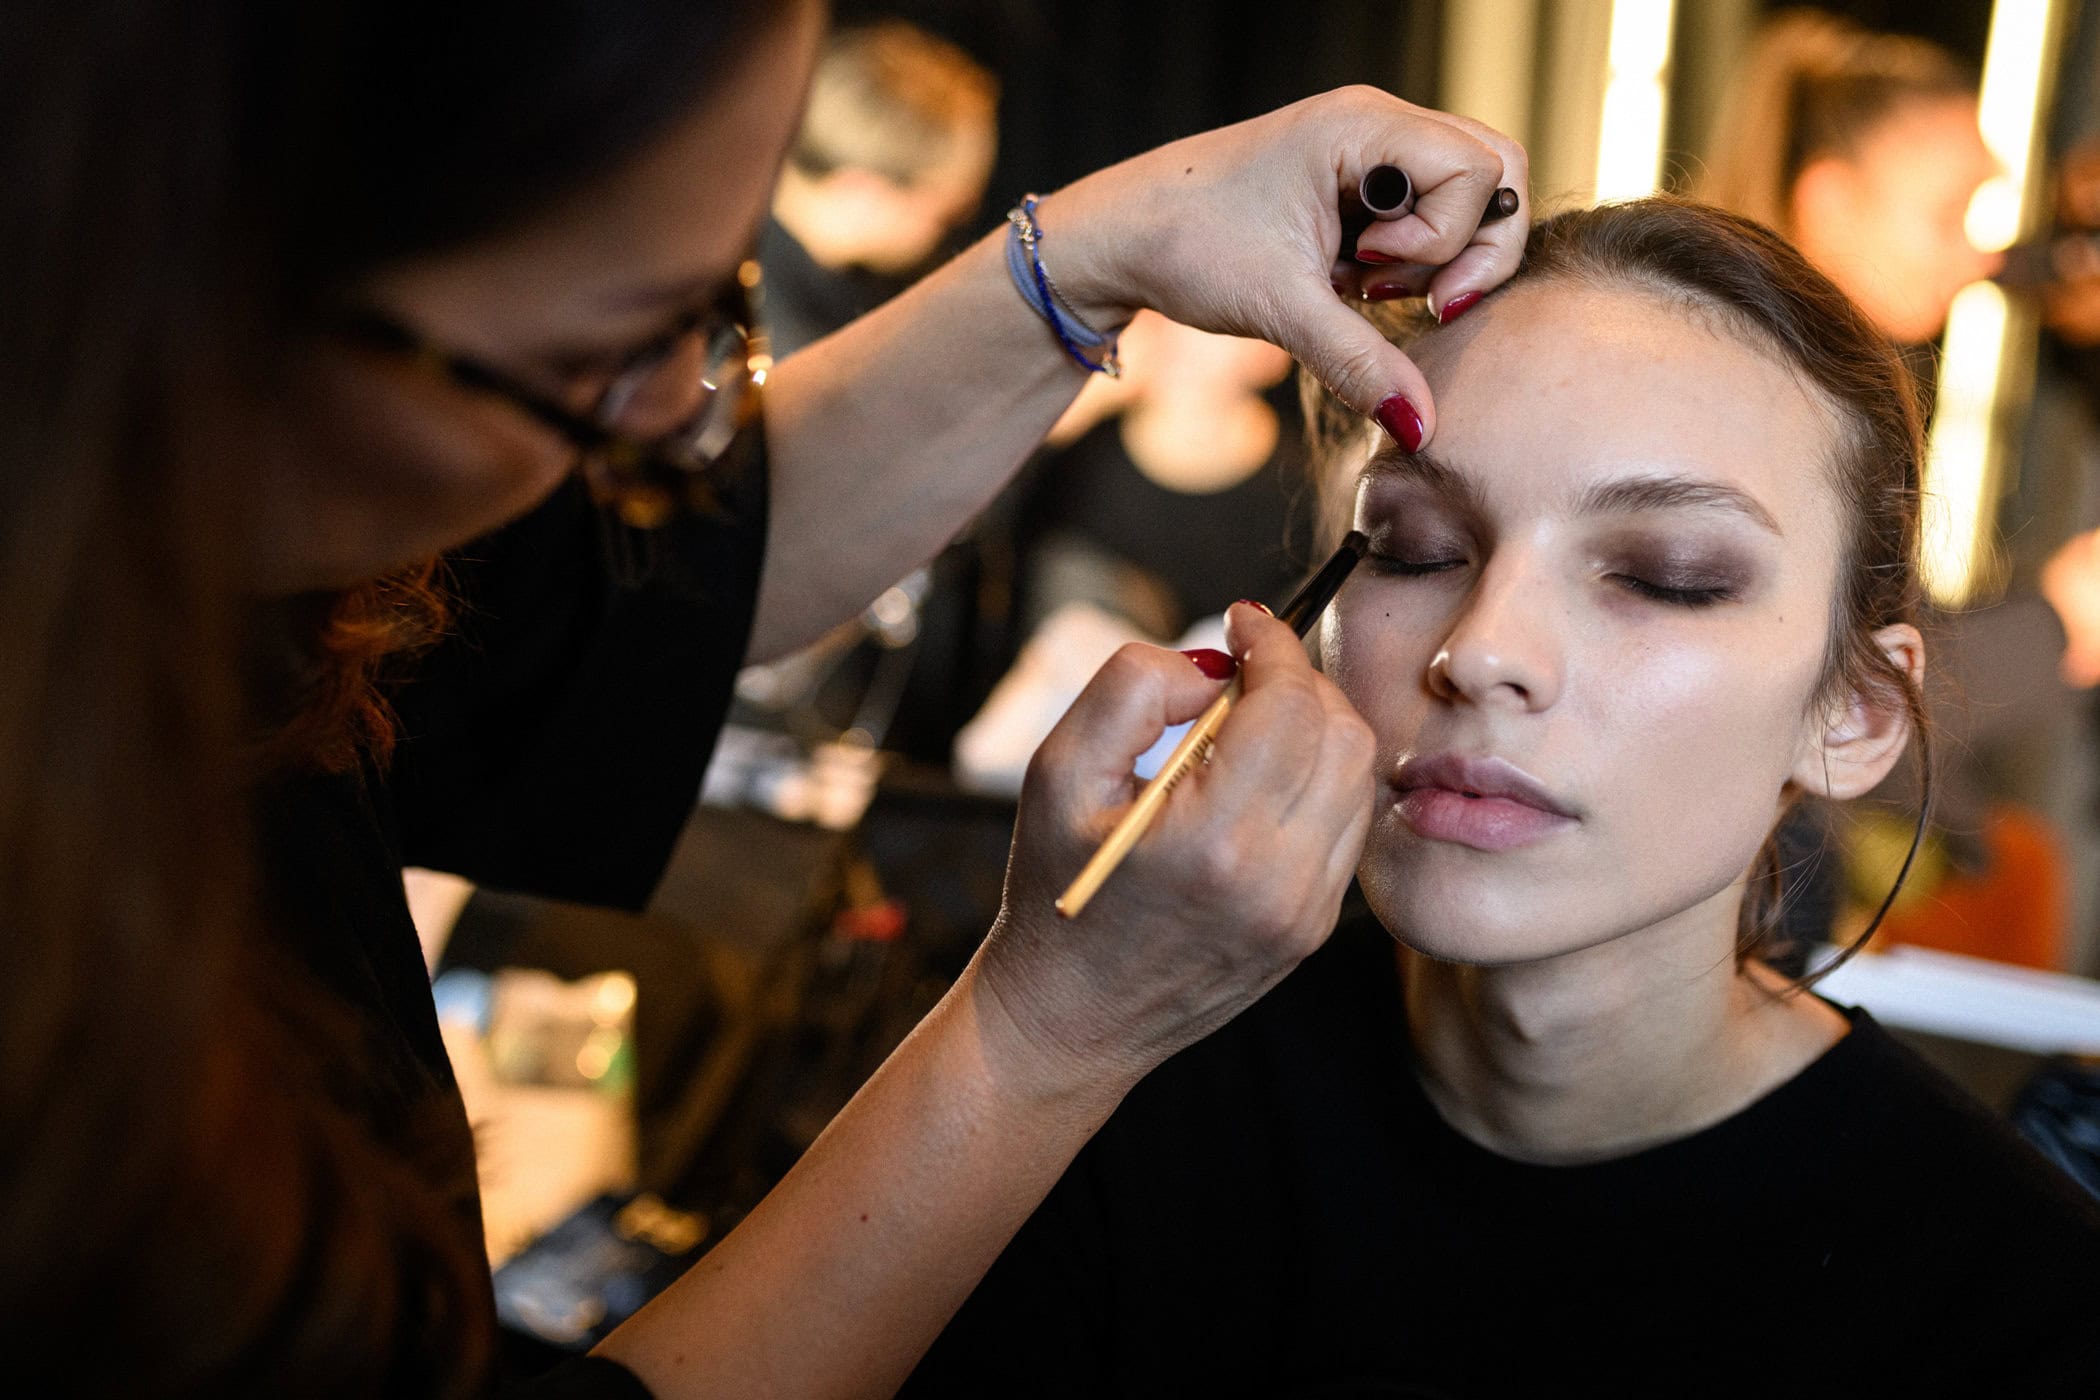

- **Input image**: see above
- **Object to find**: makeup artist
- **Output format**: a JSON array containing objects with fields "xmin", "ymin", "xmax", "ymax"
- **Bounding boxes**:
[{"xmin": 2, "ymin": 2, "xmax": 1526, "ymax": 1397}]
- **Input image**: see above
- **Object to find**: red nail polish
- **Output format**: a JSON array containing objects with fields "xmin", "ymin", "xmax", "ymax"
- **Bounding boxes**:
[
  {"xmin": 1362, "ymin": 280, "xmax": 1412, "ymax": 303},
  {"xmin": 1437, "ymin": 290, "xmax": 1484, "ymax": 324},
  {"xmin": 1374, "ymin": 395, "xmax": 1424, "ymax": 452},
  {"xmin": 1234, "ymin": 598, "xmax": 1275, "ymax": 618},
  {"xmin": 1179, "ymin": 647, "xmax": 1237, "ymax": 680},
  {"xmin": 1355, "ymin": 249, "xmax": 1404, "ymax": 265}
]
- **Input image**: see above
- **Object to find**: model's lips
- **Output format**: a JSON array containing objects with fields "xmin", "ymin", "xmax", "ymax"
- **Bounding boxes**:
[{"xmin": 1392, "ymin": 753, "xmax": 1577, "ymax": 852}]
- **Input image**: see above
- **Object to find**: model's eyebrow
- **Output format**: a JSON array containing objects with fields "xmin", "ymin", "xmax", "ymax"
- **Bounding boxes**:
[
  {"xmin": 1361, "ymin": 448, "xmax": 1487, "ymax": 514},
  {"xmin": 1577, "ymin": 473, "xmax": 1783, "ymax": 535},
  {"xmin": 1364, "ymin": 449, "xmax": 1781, "ymax": 535}
]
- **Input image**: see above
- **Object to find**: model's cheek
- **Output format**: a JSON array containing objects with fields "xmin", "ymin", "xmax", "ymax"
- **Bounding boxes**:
[{"xmin": 1599, "ymin": 646, "xmax": 1821, "ymax": 878}]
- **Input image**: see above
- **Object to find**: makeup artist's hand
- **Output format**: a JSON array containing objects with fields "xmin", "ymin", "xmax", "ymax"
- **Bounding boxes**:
[
  {"xmin": 972, "ymin": 603, "xmax": 1376, "ymax": 1097},
  {"xmin": 1035, "ymin": 85, "xmax": 1529, "ymax": 449}
]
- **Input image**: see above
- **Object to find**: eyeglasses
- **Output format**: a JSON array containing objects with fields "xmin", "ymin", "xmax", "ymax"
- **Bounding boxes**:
[{"xmin": 340, "ymin": 260, "xmax": 771, "ymax": 527}]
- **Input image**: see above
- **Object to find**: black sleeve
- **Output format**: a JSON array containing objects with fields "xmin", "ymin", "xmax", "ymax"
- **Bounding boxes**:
[
  {"xmin": 505, "ymin": 1356, "xmax": 654, "ymax": 1400},
  {"xmin": 385, "ymin": 437, "xmax": 768, "ymax": 911}
]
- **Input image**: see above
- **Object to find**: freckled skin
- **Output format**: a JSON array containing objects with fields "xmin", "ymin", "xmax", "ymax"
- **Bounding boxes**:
[{"xmin": 1323, "ymin": 280, "xmax": 1848, "ymax": 967}]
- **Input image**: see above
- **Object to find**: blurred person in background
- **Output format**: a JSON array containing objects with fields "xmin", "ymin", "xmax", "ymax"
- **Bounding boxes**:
[
  {"xmin": 1016, "ymin": 312, "xmax": 1308, "ymax": 642},
  {"xmin": 1700, "ymin": 8, "xmax": 2071, "ymax": 969},
  {"xmin": 950, "ymin": 312, "xmax": 1315, "ymax": 796},
  {"xmin": 1697, "ymin": 8, "xmax": 2000, "ymax": 349},
  {"xmin": 2035, "ymin": 145, "xmax": 2100, "ymax": 688},
  {"xmin": 761, "ymin": 20, "xmax": 997, "ymax": 357},
  {"xmin": 722, "ymin": 22, "xmax": 1003, "ymax": 768},
  {"xmin": 2, "ymin": 0, "xmax": 1528, "ymax": 1394}
]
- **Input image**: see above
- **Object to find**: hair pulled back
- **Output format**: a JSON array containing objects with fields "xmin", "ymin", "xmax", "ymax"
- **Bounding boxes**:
[
  {"xmin": 1305, "ymin": 196, "xmax": 1932, "ymax": 979},
  {"xmin": 1696, "ymin": 9, "xmax": 1974, "ymax": 235}
]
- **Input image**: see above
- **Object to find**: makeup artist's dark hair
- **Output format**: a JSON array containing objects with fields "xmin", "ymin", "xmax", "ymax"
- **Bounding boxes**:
[
  {"xmin": 1303, "ymin": 196, "xmax": 1932, "ymax": 985},
  {"xmin": 1695, "ymin": 9, "xmax": 1973, "ymax": 236},
  {"xmin": 2, "ymin": 0, "xmax": 774, "ymax": 1391}
]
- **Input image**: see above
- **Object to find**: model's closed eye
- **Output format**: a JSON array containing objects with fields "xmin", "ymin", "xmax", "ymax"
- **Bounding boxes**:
[
  {"xmin": 1600, "ymin": 540, "xmax": 1759, "ymax": 609},
  {"xmin": 1367, "ymin": 550, "xmax": 1470, "ymax": 576},
  {"xmin": 1610, "ymin": 574, "xmax": 1738, "ymax": 607}
]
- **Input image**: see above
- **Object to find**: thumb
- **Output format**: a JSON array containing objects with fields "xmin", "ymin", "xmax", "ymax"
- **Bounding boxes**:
[
  {"xmin": 1270, "ymin": 278, "xmax": 1434, "ymax": 452},
  {"xmin": 1029, "ymin": 644, "xmax": 1233, "ymax": 815}
]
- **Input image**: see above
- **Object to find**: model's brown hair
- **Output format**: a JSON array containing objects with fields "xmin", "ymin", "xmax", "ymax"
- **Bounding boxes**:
[
  {"xmin": 3, "ymin": 0, "xmax": 774, "ymax": 1390},
  {"xmin": 1304, "ymin": 196, "xmax": 1932, "ymax": 981},
  {"xmin": 1695, "ymin": 9, "xmax": 1973, "ymax": 236}
]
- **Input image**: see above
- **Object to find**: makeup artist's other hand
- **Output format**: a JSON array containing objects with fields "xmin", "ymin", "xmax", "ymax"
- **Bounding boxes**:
[
  {"xmin": 973, "ymin": 604, "xmax": 1375, "ymax": 1099},
  {"xmin": 1039, "ymin": 86, "xmax": 1529, "ymax": 450}
]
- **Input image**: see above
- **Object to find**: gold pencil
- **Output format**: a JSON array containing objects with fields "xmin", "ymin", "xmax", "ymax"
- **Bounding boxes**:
[{"xmin": 1055, "ymin": 532, "xmax": 1366, "ymax": 918}]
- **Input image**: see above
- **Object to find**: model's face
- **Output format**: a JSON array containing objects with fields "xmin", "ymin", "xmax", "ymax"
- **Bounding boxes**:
[
  {"xmin": 255, "ymin": 0, "xmax": 825, "ymax": 590},
  {"xmin": 1324, "ymin": 281, "xmax": 1847, "ymax": 965}
]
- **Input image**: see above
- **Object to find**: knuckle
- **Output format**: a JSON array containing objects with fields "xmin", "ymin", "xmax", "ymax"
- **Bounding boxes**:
[
  {"xmin": 1316, "ymin": 337, "xmax": 1389, "ymax": 402},
  {"xmin": 1186, "ymin": 829, "xmax": 1246, "ymax": 894},
  {"xmin": 1266, "ymin": 679, "xmax": 1328, "ymax": 737},
  {"xmin": 1021, "ymin": 733, "xmax": 1065, "ymax": 793},
  {"xmin": 1098, "ymin": 642, "xmax": 1161, "ymax": 689},
  {"xmin": 1332, "ymin": 713, "xmax": 1377, "ymax": 773},
  {"xmin": 1337, "ymin": 83, "xmax": 1388, "ymax": 112}
]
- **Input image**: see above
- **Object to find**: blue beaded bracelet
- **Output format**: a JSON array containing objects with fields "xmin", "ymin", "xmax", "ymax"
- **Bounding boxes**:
[{"xmin": 1005, "ymin": 196, "xmax": 1122, "ymax": 377}]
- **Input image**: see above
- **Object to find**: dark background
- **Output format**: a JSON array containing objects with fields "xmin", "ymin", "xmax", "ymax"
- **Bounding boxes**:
[{"xmin": 836, "ymin": 0, "xmax": 1991, "ymax": 243}]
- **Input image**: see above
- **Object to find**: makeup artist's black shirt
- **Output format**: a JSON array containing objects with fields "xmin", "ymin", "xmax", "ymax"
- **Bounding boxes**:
[
  {"xmin": 903, "ymin": 906, "xmax": 2100, "ymax": 1399},
  {"xmin": 251, "ymin": 454, "xmax": 767, "ymax": 1400}
]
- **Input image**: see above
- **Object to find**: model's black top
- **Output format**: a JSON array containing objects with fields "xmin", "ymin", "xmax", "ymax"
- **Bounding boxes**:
[
  {"xmin": 904, "ymin": 907, "xmax": 2100, "ymax": 1399},
  {"xmin": 252, "ymin": 451, "xmax": 768, "ymax": 1398}
]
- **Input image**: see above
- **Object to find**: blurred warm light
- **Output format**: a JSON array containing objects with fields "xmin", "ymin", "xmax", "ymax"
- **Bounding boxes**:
[
  {"xmin": 1593, "ymin": 0, "xmax": 1676, "ymax": 201},
  {"xmin": 1967, "ymin": 178, "xmax": 2023, "ymax": 254},
  {"xmin": 1928, "ymin": 0, "xmax": 2067, "ymax": 604},
  {"xmin": 1922, "ymin": 282, "xmax": 2011, "ymax": 604},
  {"xmin": 1965, "ymin": 0, "xmax": 2058, "ymax": 253}
]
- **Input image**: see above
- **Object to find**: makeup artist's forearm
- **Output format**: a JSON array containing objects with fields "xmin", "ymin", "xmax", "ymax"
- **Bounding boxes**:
[
  {"xmin": 751, "ymin": 227, "xmax": 1090, "ymax": 661},
  {"xmin": 592, "ymin": 967, "xmax": 1131, "ymax": 1400}
]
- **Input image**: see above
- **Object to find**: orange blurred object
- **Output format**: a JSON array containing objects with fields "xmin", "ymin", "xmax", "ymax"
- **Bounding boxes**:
[{"xmin": 1872, "ymin": 805, "xmax": 2067, "ymax": 970}]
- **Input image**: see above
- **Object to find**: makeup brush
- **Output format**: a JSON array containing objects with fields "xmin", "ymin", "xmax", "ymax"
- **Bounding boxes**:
[{"xmin": 1055, "ymin": 532, "xmax": 1368, "ymax": 918}]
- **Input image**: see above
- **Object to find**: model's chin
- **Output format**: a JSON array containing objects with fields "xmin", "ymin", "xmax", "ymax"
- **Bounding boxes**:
[
  {"xmin": 1361, "ymin": 869, "xmax": 1555, "ymax": 966},
  {"xmin": 1358, "ymin": 833, "xmax": 1601, "ymax": 967}
]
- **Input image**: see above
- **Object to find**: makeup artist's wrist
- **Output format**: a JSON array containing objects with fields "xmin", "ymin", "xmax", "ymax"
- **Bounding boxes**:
[
  {"xmin": 962, "ymin": 929, "xmax": 1156, "ymax": 1116},
  {"xmin": 1020, "ymin": 183, "xmax": 1146, "ymax": 339}
]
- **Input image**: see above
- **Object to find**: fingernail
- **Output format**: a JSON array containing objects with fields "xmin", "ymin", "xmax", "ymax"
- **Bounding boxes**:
[
  {"xmin": 1361, "ymin": 279, "xmax": 1412, "ymax": 303},
  {"xmin": 1355, "ymin": 249, "xmax": 1404, "ymax": 265},
  {"xmin": 1437, "ymin": 290, "xmax": 1484, "ymax": 324},
  {"xmin": 1179, "ymin": 647, "xmax": 1237, "ymax": 680},
  {"xmin": 1236, "ymin": 598, "xmax": 1275, "ymax": 617},
  {"xmin": 1374, "ymin": 395, "xmax": 1424, "ymax": 452}
]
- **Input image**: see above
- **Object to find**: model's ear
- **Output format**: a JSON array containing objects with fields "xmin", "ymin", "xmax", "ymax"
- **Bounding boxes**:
[{"xmin": 1793, "ymin": 624, "xmax": 1925, "ymax": 799}]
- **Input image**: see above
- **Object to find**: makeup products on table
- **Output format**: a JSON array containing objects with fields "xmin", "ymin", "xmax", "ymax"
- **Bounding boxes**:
[{"xmin": 1055, "ymin": 532, "xmax": 1369, "ymax": 919}]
